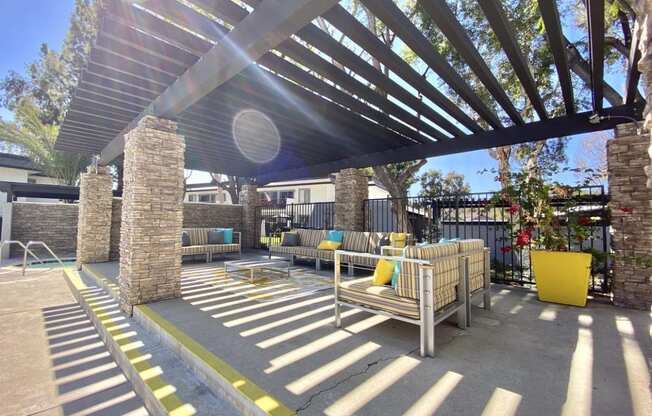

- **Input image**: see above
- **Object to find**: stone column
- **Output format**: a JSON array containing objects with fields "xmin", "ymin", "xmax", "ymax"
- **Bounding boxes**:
[
  {"xmin": 334, "ymin": 168, "xmax": 368, "ymax": 231},
  {"xmin": 608, "ymin": 124, "xmax": 652, "ymax": 310},
  {"xmin": 632, "ymin": 1, "xmax": 652, "ymax": 189},
  {"xmin": 119, "ymin": 116, "xmax": 185, "ymax": 314},
  {"xmin": 76, "ymin": 165, "xmax": 113, "ymax": 267},
  {"xmin": 240, "ymin": 184, "xmax": 258, "ymax": 249}
]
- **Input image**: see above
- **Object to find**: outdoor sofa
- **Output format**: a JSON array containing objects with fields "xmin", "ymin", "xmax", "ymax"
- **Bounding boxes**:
[
  {"xmin": 268, "ymin": 229, "xmax": 412, "ymax": 273},
  {"xmin": 334, "ymin": 242, "xmax": 469, "ymax": 357},
  {"xmin": 181, "ymin": 228, "xmax": 241, "ymax": 262}
]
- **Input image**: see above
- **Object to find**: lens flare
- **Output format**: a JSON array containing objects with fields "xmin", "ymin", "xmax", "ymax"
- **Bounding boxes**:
[{"xmin": 232, "ymin": 109, "xmax": 280, "ymax": 164}]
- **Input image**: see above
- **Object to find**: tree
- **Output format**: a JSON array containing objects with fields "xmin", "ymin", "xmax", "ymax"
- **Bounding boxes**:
[
  {"xmin": 410, "ymin": 0, "xmax": 633, "ymax": 188},
  {"xmin": 209, "ymin": 173, "xmax": 251, "ymax": 204},
  {"xmin": 0, "ymin": 0, "xmax": 98, "ymax": 125},
  {"xmin": 574, "ymin": 132, "xmax": 609, "ymax": 185},
  {"xmin": 0, "ymin": 99, "xmax": 88, "ymax": 185},
  {"xmin": 418, "ymin": 169, "xmax": 470, "ymax": 198}
]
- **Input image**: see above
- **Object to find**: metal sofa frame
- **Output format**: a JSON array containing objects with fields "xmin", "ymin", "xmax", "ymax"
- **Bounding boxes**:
[{"xmin": 333, "ymin": 250, "xmax": 468, "ymax": 358}]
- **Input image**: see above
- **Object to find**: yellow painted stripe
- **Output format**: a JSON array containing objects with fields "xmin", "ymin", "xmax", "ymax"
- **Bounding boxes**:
[
  {"xmin": 137, "ymin": 304, "xmax": 295, "ymax": 416},
  {"xmin": 63, "ymin": 268, "xmax": 195, "ymax": 416}
]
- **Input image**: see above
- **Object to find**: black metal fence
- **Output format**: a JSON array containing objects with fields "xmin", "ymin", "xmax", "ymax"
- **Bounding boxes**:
[
  {"xmin": 255, "ymin": 202, "xmax": 335, "ymax": 248},
  {"xmin": 363, "ymin": 186, "xmax": 611, "ymax": 293}
]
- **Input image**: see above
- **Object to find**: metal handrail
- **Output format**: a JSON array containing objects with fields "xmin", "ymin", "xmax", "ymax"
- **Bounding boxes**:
[
  {"xmin": 0, "ymin": 240, "xmax": 45, "ymax": 271},
  {"xmin": 23, "ymin": 241, "xmax": 66, "ymax": 275}
]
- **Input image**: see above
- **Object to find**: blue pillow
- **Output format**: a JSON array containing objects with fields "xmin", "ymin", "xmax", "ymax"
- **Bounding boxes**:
[
  {"xmin": 438, "ymin": 238, "xmax": 460, "ymax": 243},
  {"xmin": 327, "ymin": 230, "xmax": 344, "ymax": 243},
  {"xmin": 217, "ymin": 228, "xmax": 234, "ymax": 244},
  {"xmin": 391, "ymin": 261, "xmax": 401, "ymax": 288}
]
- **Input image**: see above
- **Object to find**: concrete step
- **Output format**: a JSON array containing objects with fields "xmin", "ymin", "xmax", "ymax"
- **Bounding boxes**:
[
  {"xmin": 62, "ymin": 268, "xmax": 241, "ymax": 416},
  {"xmin": 80, "ymin": 264, "xmax": 294, "ymax": 416}
]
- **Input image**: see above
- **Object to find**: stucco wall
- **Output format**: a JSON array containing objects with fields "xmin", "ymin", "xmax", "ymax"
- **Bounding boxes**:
[{"xmin": 10, "ymin": 202, "xmax": 78, "ymax": 258}]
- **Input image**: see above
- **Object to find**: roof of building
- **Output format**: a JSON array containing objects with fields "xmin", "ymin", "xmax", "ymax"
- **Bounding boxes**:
[{"xmin": 0, "ymin": 153, "xmax": 40, "ymax": 172}]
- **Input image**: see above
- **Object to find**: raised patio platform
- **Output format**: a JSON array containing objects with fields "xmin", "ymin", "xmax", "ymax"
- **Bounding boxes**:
[{"xmin": 84, "ymin": 254, "xmax": 651, "ymax": 416}]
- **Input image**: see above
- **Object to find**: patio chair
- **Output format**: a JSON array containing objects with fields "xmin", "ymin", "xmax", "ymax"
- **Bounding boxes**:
[
  {"xmin": 334, "ymin": 243, "xmax": 468, "ymax": 358},
  {"xmin": 456, "ymin": 239, "xmax": 491, "ymax": 326}
]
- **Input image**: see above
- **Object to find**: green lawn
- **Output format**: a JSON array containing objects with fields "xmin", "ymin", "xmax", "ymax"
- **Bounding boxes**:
[{"xmin": 259, "ymin": 236, "xmax": 281, "ymax": 246}]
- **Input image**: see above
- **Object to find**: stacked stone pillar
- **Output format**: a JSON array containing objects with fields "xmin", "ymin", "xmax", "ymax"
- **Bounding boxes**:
[
  {"xmin": 334, "ymin": 168, "xmax": 368, "ymax": 231},
  {"xmin": 608, "ymin": 124, "xmax": 652, "ymax": 310},
  {"xmin": 76, "ymin": 165, "xmax": 113, "ymax": 266},
  {"xmin": 240, "ymin": 184, "xmax": 258, "ymax": 249},
  {"xmin": 632, "ymin": 1, "xmax": 652, "ymax": 188},
  {"xmin": 119, "ymin": 116, "xmax": 185, "ymax": 314}
]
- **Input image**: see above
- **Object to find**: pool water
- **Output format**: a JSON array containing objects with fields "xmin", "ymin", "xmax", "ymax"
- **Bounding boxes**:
[{"xmin": 24, "ymin": 260, "xmax": 77, "ymax": 269}]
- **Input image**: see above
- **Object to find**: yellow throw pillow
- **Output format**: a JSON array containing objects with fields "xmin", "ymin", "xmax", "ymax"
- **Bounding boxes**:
[
  {"xmin": 390, "ymin": 232, "xmax": 407, "ymax": 248},
  {"xmin": 372, "ymin": 259, "xmax": 396, "ymax": 286},
  {"xmin": 317, "ymin": 240, "xmax": 341, "ymax": 250}
]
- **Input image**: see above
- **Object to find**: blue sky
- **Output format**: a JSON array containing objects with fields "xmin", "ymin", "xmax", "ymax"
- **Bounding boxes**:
[
  {"xmin": 0, "ymin": 1, "xmax": 75, "ymax": 121},
  {"xmin": 0, "ymin": 1, "xmax": 625, "ymax": 191}
]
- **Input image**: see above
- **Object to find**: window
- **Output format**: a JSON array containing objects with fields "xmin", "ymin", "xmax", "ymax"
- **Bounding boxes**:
[
  {"xmin": 199, "ymin": 194, "xmax": 216, "ymax": 203},
  {"xmin": 279, "ymin": 191, "xmax": 294, "ymax": 204},
  {"xmin": 298, "ymin": 188, "xmax": 310, "ymax": 203}
]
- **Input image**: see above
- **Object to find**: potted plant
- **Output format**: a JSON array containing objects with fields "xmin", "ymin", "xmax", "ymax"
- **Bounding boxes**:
[{"xmin": 491, "ymin": 170, "xmax": 594, "ymax": 307}]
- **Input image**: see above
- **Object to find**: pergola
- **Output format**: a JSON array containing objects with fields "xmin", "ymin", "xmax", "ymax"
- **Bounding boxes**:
[
  {"xmin": 62, "ymin": 0, "xmax": 652, "ymax": 313},
  {"xmin": 56, "ymin": 0, "xmax": 645, "ymax": 183}
]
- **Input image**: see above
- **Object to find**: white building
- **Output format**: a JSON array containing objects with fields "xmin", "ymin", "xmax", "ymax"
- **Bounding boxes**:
[
  {"xmin": 0, "ymin": 153, "xmax": 61, "ymax": 202},
  {"xmin": 184, "ymin": 176, "xmax": 390, "ymax": 205}
]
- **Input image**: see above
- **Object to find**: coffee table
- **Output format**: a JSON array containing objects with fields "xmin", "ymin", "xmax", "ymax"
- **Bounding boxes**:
[{"xmin": 224, "ymin": 259, "xmax": 291, "ymax": 283}]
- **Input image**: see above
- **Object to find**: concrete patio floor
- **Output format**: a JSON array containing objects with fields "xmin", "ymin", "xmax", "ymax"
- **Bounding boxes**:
[
  {"xmin": 89, "ymin": 253, "xmax": 651, "ymax": 416},
  {"xmin": 0, "ymin": 264, "xmax": 148, "ymax": 416}
]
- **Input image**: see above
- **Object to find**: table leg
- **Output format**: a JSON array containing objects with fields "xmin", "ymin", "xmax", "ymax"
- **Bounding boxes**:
[{"xmin": 250, "ymin": 268, "xmax": 254, "ymax": 283}]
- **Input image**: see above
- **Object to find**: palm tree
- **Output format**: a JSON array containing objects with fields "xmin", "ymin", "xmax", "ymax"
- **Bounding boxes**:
[{"xmin": 0, "ymin": 98, "xmax": 88, "ymax": 185}]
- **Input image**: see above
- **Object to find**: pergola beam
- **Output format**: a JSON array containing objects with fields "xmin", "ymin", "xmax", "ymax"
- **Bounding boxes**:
[
  {"xmin": 587, "ymin": 0, "xmax": 605, "ymax": 112},
  {"xmin": 419, "ymin": 0, "xmax": 524, "ymax": 125},
  {"xmin": 538, "ymin": 1, "xmax": 575, "ymax": 115},
  {"xmin": 359, "ymin": 0, "xmax": 501, "ymax": 129},
  {"xmin": 625, "ymin": 21, "xmax": 642, "ymax": 105},
  {"xmin": 257, "ymin": 104, "xmax": 644, "ymax": 183},
  {"xmin": 99, "ymin": 0, "xmax": 340, "ymax": 164},
  {"xmin": 479, "ymin": 0, "xmax": 547, "ymax": 120}
]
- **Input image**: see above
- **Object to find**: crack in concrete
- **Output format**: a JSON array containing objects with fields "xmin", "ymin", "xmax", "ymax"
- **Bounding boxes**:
[{"xmin": 295, "ymin": 347, "xmax": 420, "ymax": 414}]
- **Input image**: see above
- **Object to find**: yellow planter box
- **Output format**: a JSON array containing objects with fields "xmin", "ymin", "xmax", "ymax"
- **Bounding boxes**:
[{"xmin": 531, "ymin": 250, "xmax": 592, "ymax": 307}]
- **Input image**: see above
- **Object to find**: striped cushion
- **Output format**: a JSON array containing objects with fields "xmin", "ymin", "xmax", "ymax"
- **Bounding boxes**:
[
  {"xmin": 183, "ymin": 228, "xmax": 209, "ymax": 245},
  {"xmin": 396, "ymin": 243, "xmax": 459, "ymax": 304},
  {"xmin": 367, "ymin": 232, "xmax": 386, "ymax": 254},
  {"xmin": 428, "ymin": 257, "xmax": 461, "ymax": 310},
  {"xmin": 270, "ymin": 245, "xmax": 320, "ymax": 259},
  {"xmin": 182, "ymin": 244, "xmax": 240, "ymax": 256},
  {"xmin": 318, "ymin": 249, "xmax": 335, "ymax": 261},
  {"xmin": 457, "ymin": 239, "xmax": 486, "ymax": 292},
  {"xmin": 339, "ymin": 252, "xmax": 378, "ymax": 269},
  {"xmin": 296, "ymin": 229, "xmax": 326, "ymax": 248},
  {"xmin": 341, "ymin": 231, "xmax": 369, "ymax": 252},
  {"xmin": 339, "ymin": 277, "xmax": 419, "ymax": 318}
]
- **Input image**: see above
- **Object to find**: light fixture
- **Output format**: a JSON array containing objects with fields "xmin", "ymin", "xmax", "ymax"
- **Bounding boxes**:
[{"xmin": 587, "ymin": 113, "xmax": 641, "ymax": 135}]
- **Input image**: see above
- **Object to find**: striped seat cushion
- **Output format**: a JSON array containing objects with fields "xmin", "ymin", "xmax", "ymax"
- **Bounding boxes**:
[
  {"xmin": 318, "ymin": 249, "xmax": 335, "ymax": 261},
  {"xmin": 339, "ymin": 277, "xmax": 419, "ymax": 319},
  {"xmin": 269, "ymin": 245, "xmax": 321, "ymax": 259},
  {"xmin": 296, "ymin": 229, "xmax": 327, "ymax": 248},
  {"xmin": 341, "ymin": 232, "xmax": 369, "ymax": 252},
  {"xmin": 182, "ymin": 244, "xmax": 240, "ymax": 256},
  {"xmin": 338, "ymin": 252, "xmax": 378, "ymax": 269},
  {"xmin": 457, "ymin": 239, "xmax": 486, "ymax": 292},
  {"xmin": 396, "ymin": 243, "xmax": 461, "ymax": 311}
]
